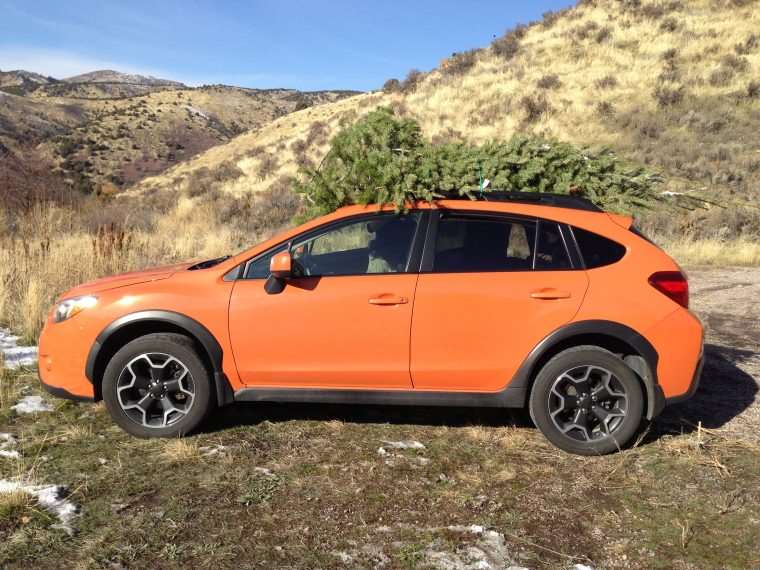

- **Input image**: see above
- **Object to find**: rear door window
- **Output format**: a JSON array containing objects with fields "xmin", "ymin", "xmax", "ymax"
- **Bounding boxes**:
[{"xmin": 433, "ymin": 215, "xmax": 537, "ymax": 272}]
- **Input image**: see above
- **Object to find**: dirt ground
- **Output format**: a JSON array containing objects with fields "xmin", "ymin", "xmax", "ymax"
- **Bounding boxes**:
[
  {"xmin": 658, "ymin": 267, "xmax": 760, "ymax": 442},
  {"xmin": 1, "ymin": 267, "xmax": 759, "ymax": 569}
]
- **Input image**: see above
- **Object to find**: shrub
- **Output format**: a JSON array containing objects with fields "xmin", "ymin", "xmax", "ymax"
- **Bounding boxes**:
[
  {"xmin": 536, "ymin": 74, "xmax": 562, "ymax": 90},
  {"xmin": 746, "ymin": 81, "xmax": 760, "ymax": 99},
  {"xmin": 382, "ymin": 78, "xmax": 401, "ymax": 93},
  {"xmin": 720, "ymin": 54, "xmax": 749, "ymax": 72},
  {"xmin": 491, "ymin": 26, "xmax": 525, "ymax": 60},
  {"xmin": 443, "ymin": 49, "xmax": 479, "ymax": 76},
  {"xmin": 595, "ymin": 26, "xmax": 613, "ymax": 43},
  {"xmin": 400, "ymin": 69, "xmax": 424, "ymax": 93},
  {"xmin": 293, "ymin": 107, "xmax": 661, "ymax": 219},
  {"xmin": 519, "ymin": 94, "xmax": 552, "ymax": 122},
  {"xmin": 709, "ymin": 67, "xmax": 735, "ymax": 87},
  {"xmin": 659, "ymin": 16, "xmax": 679, "ymax": 31},
  {"xmin": 257, "ymin": 154, "xmax": 279, "ymax": 180},
  {"xmin": 654, "ymin": 83, "xmax": 685, "ymax": 106},
  {"xmin": 596, "ymin": 101, "xmax": 615, "ymax": 117},
  {"xmin": 573, "ymin": 21, "xmax": 599, "ymax": 41},
  {"xmin": 595, "ymin": 75, "xmax": 618, "ymax": 89},
  {"xmin": 734, "ymin": 33, "xmax": 759, "ymax": 55}
]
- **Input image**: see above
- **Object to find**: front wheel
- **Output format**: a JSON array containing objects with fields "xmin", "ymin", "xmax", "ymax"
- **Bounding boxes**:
[
  {"xmin": 102, "ymin": 333, "xmax": 214, "ymax": 438},
  {"xmin": 529, "ymin": 346, "xmax": 644, "ymax": 455}
]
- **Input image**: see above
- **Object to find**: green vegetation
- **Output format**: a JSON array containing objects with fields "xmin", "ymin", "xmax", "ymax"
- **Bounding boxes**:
[{"xmin": 294, "ymin": 108, "xmax": 662, "ymax": 219}]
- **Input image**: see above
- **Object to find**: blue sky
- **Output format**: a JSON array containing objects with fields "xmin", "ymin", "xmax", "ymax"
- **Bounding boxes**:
[{"xmin": 0, "ymin": 0, "xmax": 574, "ymax": 91}]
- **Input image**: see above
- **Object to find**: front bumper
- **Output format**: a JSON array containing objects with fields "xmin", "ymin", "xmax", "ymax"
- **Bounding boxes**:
[
  {"xmin": 38, "ymin": 318, "xmax": 97, "ymax": 401},
  {"xmin": 39, "ymin": 373, "xmax": 94, "ymax": 403}
]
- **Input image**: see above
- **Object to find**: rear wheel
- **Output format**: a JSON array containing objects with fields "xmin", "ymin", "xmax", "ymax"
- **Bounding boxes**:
[
  {"xmin": 529, "ymin": 346, "xmax": 644, "ymax": 455},
  {"xmin": 102, "ymin": 333, "xmax": 214, "ymax": 438}
]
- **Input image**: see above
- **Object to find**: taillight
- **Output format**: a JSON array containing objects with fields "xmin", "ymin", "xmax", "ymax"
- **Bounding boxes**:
[{"xmin": 649, "ymin": 271, "xmax": 689, "ymax": 308}]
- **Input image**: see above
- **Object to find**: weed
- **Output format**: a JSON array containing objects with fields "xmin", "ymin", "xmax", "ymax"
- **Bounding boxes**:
[
  {"xmin": 237, "ymin": 474, "xmax": 281, "ymax": 506},
  {"xmin": 536, "ymin": 74, "xmax": 562, "ymax": 90}
]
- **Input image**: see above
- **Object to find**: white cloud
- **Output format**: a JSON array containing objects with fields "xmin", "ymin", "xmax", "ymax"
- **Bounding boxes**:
[{"xmin": 0, "ymin": 47, "xmax": 179, "ymax": 82}]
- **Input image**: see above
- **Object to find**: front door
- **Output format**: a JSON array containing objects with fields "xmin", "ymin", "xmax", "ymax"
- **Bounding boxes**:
[
  {"xmin": 410, "ymin": 213, "xmax": 589, "ymax": 392},
  {"xmin": 229, "ymin": 212, "xmax": 423, "ymax": 389}
]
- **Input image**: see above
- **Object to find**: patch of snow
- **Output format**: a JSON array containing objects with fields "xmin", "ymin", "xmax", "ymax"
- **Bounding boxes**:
[
  {"xmin": 12, "ymin": 395, "xmax": 53, "ymax": 414},
  {"xmin": 184, "ymin": 104, "xmax": 209, "ymax": 120},
  {"xmin": 0, "ymin": 328, "xmax": 38, "ymax": 369},
  {"xmin": 426, "ymin": 526, "xmax": 518, "ymax": 569},
  {"xmin": 199, "ymin": 444, "xmax": 227, "ymax": 457},
  {"xmin": 0, "ymin": 433, "xmax": 20, "ymax": 459},
  {"xmin": 254, "ymin": 467, "xmax": 275, "ymax": 477},
  {"xmin": 381, "ymin": 440, "xmax": 425, "ymax": 449},
  {"xmin": 571, "ymin": 565, "xmax": 594, "ymax": 570},
  {"xmin": 0, "ymin": 479, "xmax": 80, "ymax": 534}
]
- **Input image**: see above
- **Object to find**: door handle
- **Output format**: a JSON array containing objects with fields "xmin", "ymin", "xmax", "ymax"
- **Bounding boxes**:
[
  {"xmin": 530, "ymin": 288, "xmax": 571, "ymax": 300},
  {"xmin": 368, "ymin": 295, "xmax": 408, "ymax": 306}
]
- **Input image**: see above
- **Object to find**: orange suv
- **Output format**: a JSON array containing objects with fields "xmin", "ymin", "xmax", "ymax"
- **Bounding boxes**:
[{"xmin": 38, "ymin": 193, "xmax": 703, "ymax": 455}]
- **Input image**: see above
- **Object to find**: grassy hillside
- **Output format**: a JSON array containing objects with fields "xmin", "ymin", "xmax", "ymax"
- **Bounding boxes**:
[
  {"xmin": 133, "ymin": 0, "xmax": 760, "ymax": 238},
  {"xmin": 1, "ymin": 80, "xmax": 357, "ymax": 192}
]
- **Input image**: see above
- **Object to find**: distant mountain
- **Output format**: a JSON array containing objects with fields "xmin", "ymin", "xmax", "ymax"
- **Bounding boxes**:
[
  {"xmin": 63, "ymin": 69, "xmax": 185, "ymax": 87},
  {"xmin": 0, "ymin": 69, "xmax": 55, "ymax": 86},
  {"xmin": 0, "ymin": 65, "xmax": 360, "ymax": 194},
  {"xmin": 0, "ymin": 69, "xmax": 58, "ymax": 95}
]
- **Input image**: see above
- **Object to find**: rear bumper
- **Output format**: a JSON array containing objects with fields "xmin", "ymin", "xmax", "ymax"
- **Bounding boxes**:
[
  {"xmin": 665, "ymin": 355, "xmax": 704, "ymax": 405},
  {"xmin": 645, "ymin": 308, "xmax": 704, "ymax": 402}
]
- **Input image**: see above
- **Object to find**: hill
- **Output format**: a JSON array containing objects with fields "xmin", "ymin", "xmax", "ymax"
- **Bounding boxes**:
[
  {"xmin": 0, "ymin": 68, "xmax": 359, "ymax": 191},
  {"xmin": 62, "ymin": 69, "xmax": 184, "ymax": 86},
  {"xmin": 132, "ymin": 0, "xmax": 760, "ymax": 238}
]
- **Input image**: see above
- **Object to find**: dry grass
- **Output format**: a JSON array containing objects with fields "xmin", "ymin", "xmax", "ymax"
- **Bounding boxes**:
[
  {"xmin": 663, "ymin": 237, "xmax": 760, "ymax": 266},
  {"xmin": 161, "ymin": 439, "xmax": 201, "ymax": 463}
]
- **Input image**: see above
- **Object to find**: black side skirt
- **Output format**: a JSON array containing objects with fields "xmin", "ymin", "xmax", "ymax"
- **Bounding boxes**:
[{"xmin": 234, "ymin": 385, "xmax": 526, "ymax": 408}]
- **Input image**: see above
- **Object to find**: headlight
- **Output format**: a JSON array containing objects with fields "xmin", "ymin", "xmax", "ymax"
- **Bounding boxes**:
[{"xmin": 53, "ymin": 296, "xmax": 98, "ymax": 323}]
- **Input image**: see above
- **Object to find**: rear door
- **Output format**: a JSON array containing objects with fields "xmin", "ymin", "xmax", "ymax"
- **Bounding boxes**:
[{"xmin": 410, "ymin": 212, "xmax": 588, "ymax": 392}]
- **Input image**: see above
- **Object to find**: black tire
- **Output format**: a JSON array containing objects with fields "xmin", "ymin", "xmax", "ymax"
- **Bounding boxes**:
[
  {"xmin": 529, "ymin": 346, "xmax": 644, "ymax": 455},
  {"xmin": 102, "ymin": 333, "xmax": 214, "ymax": 438}
]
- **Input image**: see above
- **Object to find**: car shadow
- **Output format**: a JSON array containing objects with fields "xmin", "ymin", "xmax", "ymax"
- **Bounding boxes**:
[
  {"xmin": 648, "ymin": 342, "xmax": 758, "ymax": 438},
  {"xmin": 202, "ymin": 342, "xmax": 758, "ymax": 443}
]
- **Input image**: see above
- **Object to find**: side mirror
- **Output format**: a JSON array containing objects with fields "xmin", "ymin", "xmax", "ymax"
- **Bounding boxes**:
[{"xmin": 270, "ymin": 251, "xmax": 292, "ymax": 279}]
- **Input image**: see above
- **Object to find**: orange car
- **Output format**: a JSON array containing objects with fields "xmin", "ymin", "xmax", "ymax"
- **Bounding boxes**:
[{"xmin": 39, "ymin": 193, "xmax": 703, "ymax": 455}]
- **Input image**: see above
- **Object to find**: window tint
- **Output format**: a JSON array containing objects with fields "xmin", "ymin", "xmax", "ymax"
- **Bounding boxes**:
[
  {"xmin": 433, "ymin": 216, "xmax": 537, "ymax": 272},
  {"xmin": 244, "ymin": 246, "xmax": 286, "ymax": 279},
  {"xmin": 535, "ymin": 221, "xmax": 571, "ymax": 270},
  {"xmin": 290, "ymin": 213, "xmax": 420, "ymax": 277},
  {"xmin": 572, "ymin": 227, "xmax": 626, "ymax": 268}
]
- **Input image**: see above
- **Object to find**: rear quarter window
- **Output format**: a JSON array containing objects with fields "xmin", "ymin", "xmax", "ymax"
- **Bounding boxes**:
[{"xmin": 572, "ymin": 227, "xmax": 626, "ymax": 269}]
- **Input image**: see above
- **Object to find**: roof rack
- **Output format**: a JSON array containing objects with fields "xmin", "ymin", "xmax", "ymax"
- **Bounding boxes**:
[{"xmin": 437, "ymin": 191, "xmax": 602, "ymax": 213}]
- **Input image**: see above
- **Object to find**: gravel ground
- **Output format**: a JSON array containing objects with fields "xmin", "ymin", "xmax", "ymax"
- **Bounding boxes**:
[{"xmin": 657, "ymin": 267, "xmax": 760, "ymax": 442}]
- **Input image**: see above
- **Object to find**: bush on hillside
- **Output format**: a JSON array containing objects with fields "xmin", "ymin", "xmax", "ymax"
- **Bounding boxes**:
[{"xmin": 293, "ymin": 108, "xmax": 661, "ymax": 219}]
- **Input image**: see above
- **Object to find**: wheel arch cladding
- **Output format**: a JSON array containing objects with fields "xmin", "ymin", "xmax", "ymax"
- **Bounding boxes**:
[
  {"xmin": 85, "ymin": 310, "xmax": 234, "ymax": 405},
  {"xmin": 515, "ymin": 320, "xmax": 663, "ymax": 419}
]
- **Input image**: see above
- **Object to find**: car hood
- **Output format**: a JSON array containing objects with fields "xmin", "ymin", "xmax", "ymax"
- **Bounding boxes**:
[{"xmin": 59, "ymin": 262, "xmax": 194, "ymax": 299}]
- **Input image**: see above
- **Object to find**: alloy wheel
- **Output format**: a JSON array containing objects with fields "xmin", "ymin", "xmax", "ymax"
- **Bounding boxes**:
[
  {"xmin": 116, "ymin": 353, "xmax": 195, "ymax": 428},
  {"xmin": 548, "ymin": 365, "xmax": 629, "ymax": 442}
]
